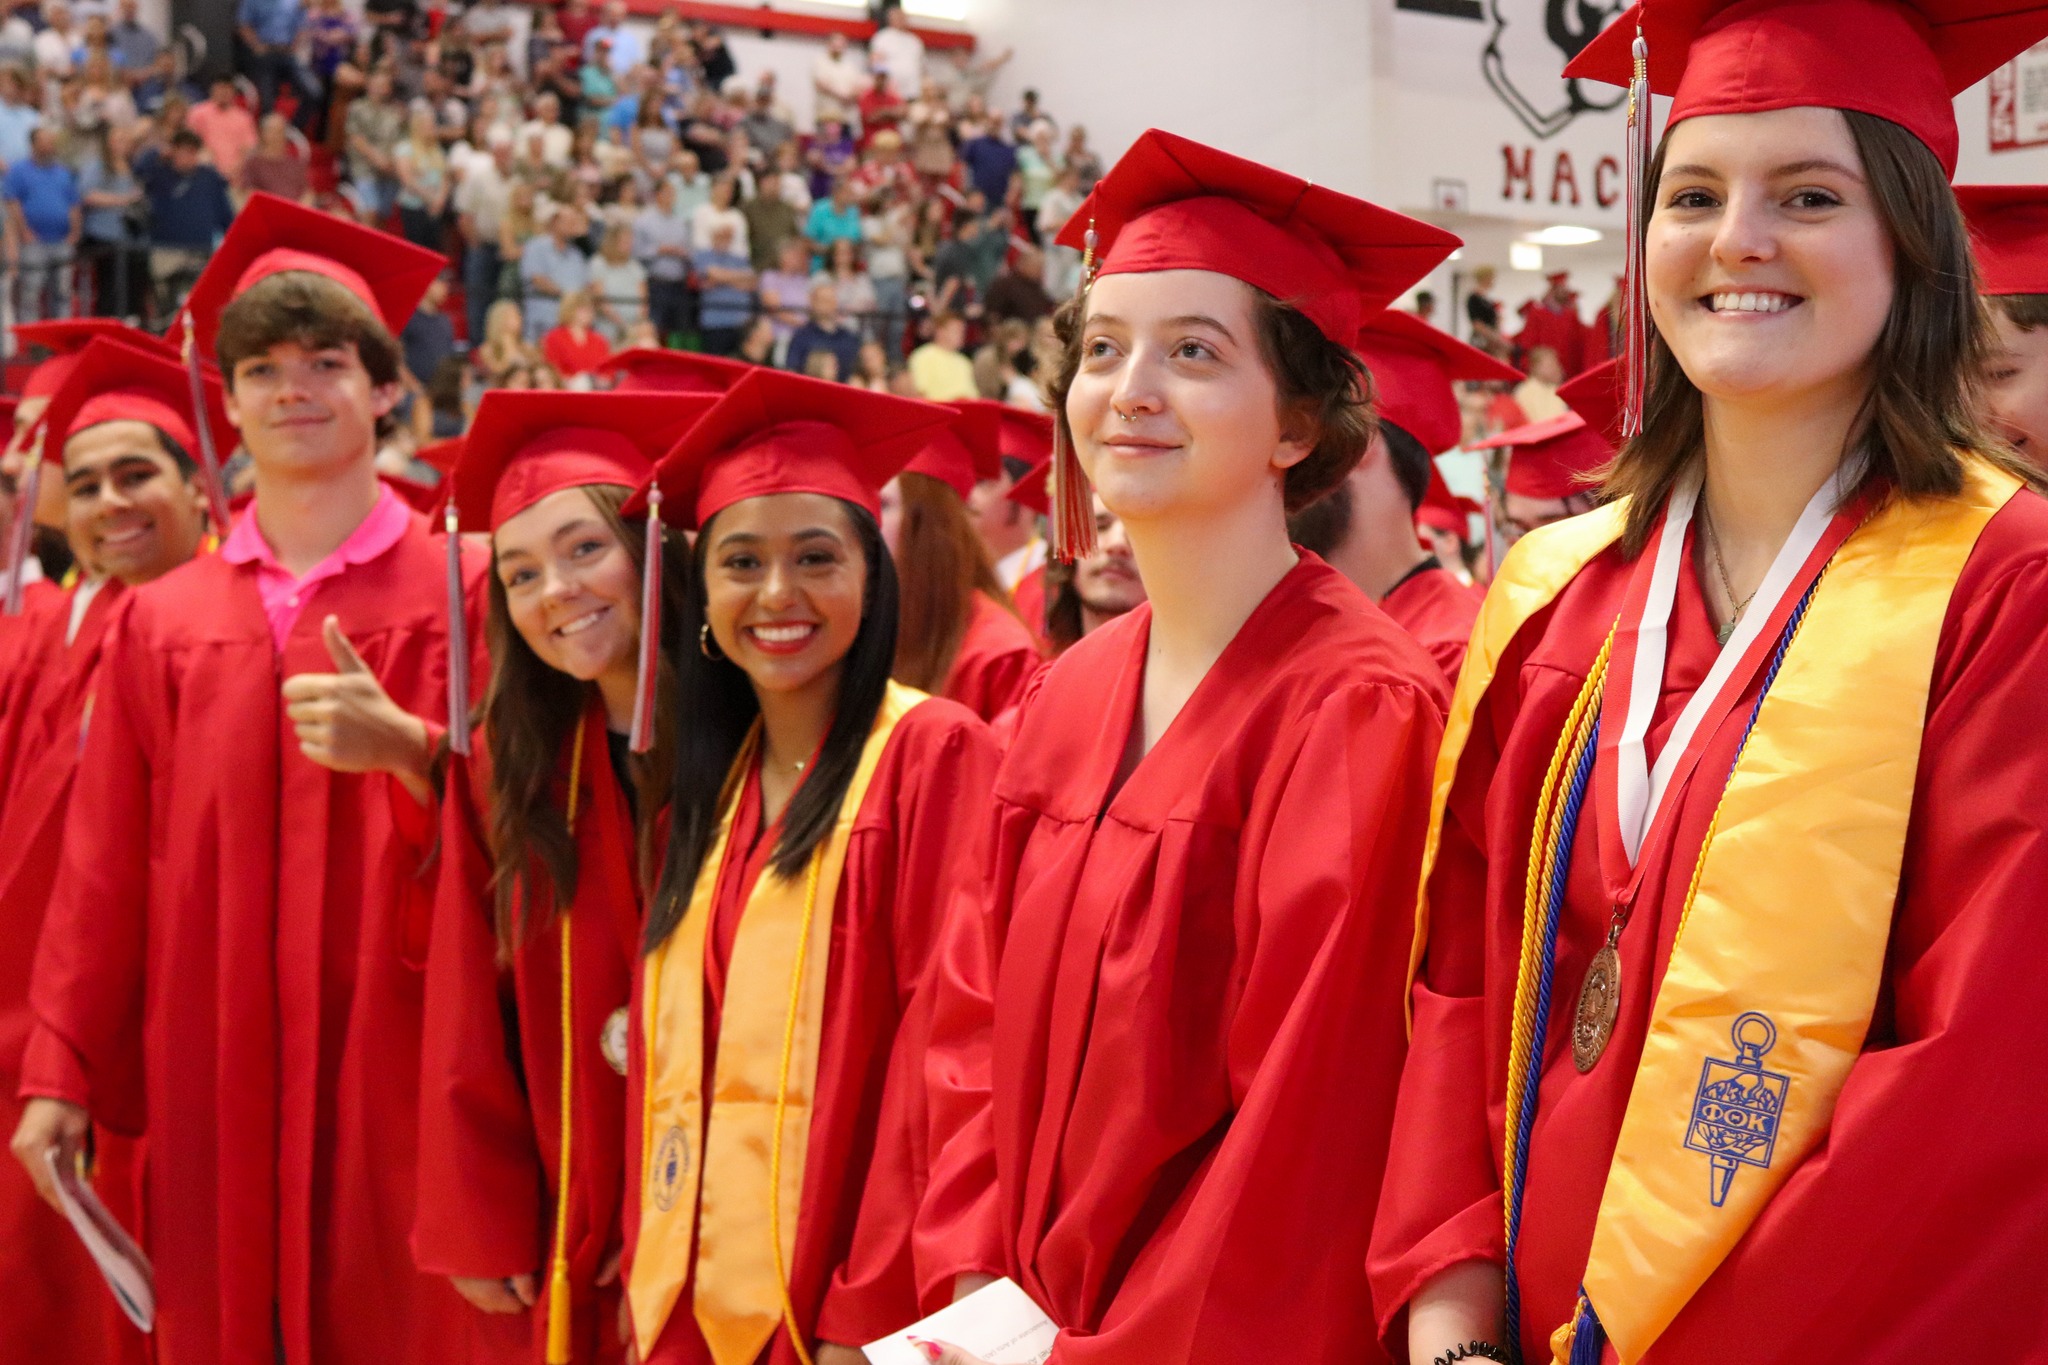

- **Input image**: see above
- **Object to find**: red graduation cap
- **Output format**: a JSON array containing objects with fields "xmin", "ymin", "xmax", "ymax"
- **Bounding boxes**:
[
  {"xmin": 1355, "ymin": 310, "xmax": 1521, "ymax": 455},
  {"xmin": 969, "ymin": 400, "xmax": 1055, "ymax": 470},
  {"xmin": 638, "ymin": 369, "xmax": 953, "ymax": 530},
  {"xmin": 904, "ymin": 401, "xmax": 1004, "ymax": 500},
  {"xmin": 183, "ymin": 192, "xmax": 448, "ymax": 358},
  {"xmin": 38, "ymin": 336, "xmax": 228, "ymax": 470},
  {"xmin": 415, "ymin": 437, "xmax": 463, "ymax": 478},
  {"xmin": 440, "ymin": 390, "xmax": 716, "ymax": 759},
  {"xmin": 15, "ymin": 319, "xmax": 175, "ymax": 399},
  {"xmin": 1474, "ymin": 411, "xmax": 1614, "ymax": 500},
  {"xmin": 1566, "ymin": 0, "xmax": 2048, "ymax": 175},
  {"xmin": 1956, "ymin": 183, "xmax": 2048, "ymax": 295},
  {"xmin": 1417, "ymin": 462, "xmax": 1482, "ymax": 537},
  {"xmin": 606, "ymin": 347, "xmax": 754, "ymax": 394},
  {"xmin": 1558, "ymin": 357, "xmax": 1625, "ymax": 448},
  {"xmin": 450, "ymin": 391, "xmax": 716, "ymax": 534},
  {"xmin": 1055, "ymin": 128, "xmax": 1460, "ymax": 346},
  {"xmin": 1006, "ymin": 455, "xmax": 1052, "ymax": 516}
]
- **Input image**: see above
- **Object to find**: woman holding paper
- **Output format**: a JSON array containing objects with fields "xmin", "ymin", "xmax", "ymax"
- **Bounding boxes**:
[
  {"xmin": 622, "ymin": 370, "xmax": 1001, "ymax": 1365},
  {"xmin": 1370, "ymin": 3, "xmax": 2048, "ymax": 1362},
  {"xmin": 410, "ymin": 390, "xmax": 711, "ymax": 1364},
  {"xmin": 914, "ymin": 129, "xmax": 1457, "ymax": 1364}
]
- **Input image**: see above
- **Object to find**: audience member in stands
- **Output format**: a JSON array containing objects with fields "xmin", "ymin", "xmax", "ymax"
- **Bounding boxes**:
[
  {"xmin": 787, "ymin": 278, "xmax": 862, "ymax": 380},
  {"xmin": 909, "ymin": 312, "xmax": 978, "ymax": 402},
  {"xmin": 243, "ymin": 112, "xmax": 310, "ymax": 204},
  {"xmin": 187, "ymin": 77, "xmax": 258, "ymax": 191},
  {"xmin": 344, "ymin": 67, "xmax": 404, "ymax": 223},
  {"xmin": 5, "ymin": 125, "xmax": 79, "ymax": 322},
  {"xmin": 392, "ymin": 102, "xmax": 448, "ymax": 248},
  {"xmin": 77, "ymin": 121, "xmax": 145, "ymax": 318},
  {"xmin": 520, "ymin": 204, "xmax": 592, "ymax": 342},
  {"xmin": 694, "ymin": 218, "xmax": 758, "ymax": 356},
  {"xmin": 541, "ymin": 286, "xmax": 612, "ymax": 383},
  {"xmin": 589, "ymin": 221, "xmax": 647, "ymax": 343}
]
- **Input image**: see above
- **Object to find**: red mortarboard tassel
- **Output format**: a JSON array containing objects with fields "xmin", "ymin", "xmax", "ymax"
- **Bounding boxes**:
[
  {"xmin": 628, "ymin": 486, "xmax": 663, "ymax": 755},
  {"xmin": 444, "ymin": 500, "xmax": 471, "ymax": 756},
  {"xmin": 1622, "ymin": 24, "xmax": 1652, "ymax": 442},
  {"xmin": 179, "ymin": 310, "xmax": 236, "ymax": 533},
  {"xmin": 1051, "ymin": 220, "xmax": 1100, "ymax": 564},
  {"xmin": 2, "ymin": 420, "xmax": 42, "ymax": 616}
]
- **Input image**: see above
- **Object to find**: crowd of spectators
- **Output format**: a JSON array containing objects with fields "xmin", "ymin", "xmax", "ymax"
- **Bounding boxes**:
[{"xmin": 0, "ymin": 0, "xmax": 1107, "ymax": 471}]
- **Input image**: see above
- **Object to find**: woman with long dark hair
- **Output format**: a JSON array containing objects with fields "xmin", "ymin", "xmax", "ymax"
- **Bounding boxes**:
[
  {"xmin": 413, "ymin": 391, "xmax": 712, "ymax": 1364},
  {"xmin": 1372, "ymin": 4, "xmax": 2048, "ymax": 1361},
  {"xmin": 917, "ymin": 130, "xmax": 1459, "ymax": 1365},
  {"xmin": 879, "ymin": 403, "xmax": 1043, "ymax": 722},
  {"xmin": 622, "ymin": 370, "xmax": 1001, "ymax": 1365}
]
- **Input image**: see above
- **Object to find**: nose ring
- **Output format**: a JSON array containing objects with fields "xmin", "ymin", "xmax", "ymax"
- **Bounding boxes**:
[{"xmin": 1114, "ymin": 407, "xmax": 1137, "ymax": 423}]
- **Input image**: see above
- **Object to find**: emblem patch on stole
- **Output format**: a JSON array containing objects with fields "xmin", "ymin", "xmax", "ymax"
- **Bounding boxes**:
[
  {"xmin": 649, "ymin": 1126, "xmax": 690, "ymax": 1211},
  {"xmin": 1684, "ymin": 1012, "xmax": 1790, "ymax": 1207},
  {"xmin": 600, "ymin": 1006, "xmax": 629, "ymax": 1076}
]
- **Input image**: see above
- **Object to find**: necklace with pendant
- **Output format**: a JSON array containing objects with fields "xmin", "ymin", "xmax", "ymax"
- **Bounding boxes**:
[{"xmin": 1701, "ymin": 506, "xmax": 1757, "ymax": 646}]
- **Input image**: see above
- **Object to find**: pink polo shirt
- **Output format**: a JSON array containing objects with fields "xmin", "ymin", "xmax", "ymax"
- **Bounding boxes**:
[{"xmin": 219, "ymin": 486, "xmax": 414, "ymax": 649}]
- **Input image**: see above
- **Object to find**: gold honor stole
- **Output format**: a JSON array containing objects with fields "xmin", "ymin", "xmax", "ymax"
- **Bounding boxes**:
[
  {"xmin": 628, "ymin": 681, "xmax": 926, "ymax": 1364},
  {"xmin": 1406, "ymin": 462, "xmax": 2019, "ymax": 1363}
]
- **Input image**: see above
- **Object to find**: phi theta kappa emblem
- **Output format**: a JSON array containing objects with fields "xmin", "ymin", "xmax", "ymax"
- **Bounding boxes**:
[
  {"xmin": 1684, "ymin": 1012, "xmax": 1790, "ymax": 1207},
  {"xmin": 649, "ymin": 1126, "xmax": 690, "ymax": 1212}
]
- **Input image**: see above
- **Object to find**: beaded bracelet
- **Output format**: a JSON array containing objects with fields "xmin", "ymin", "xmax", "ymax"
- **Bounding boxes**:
[{"xmin": 1430, "ymin": 1343, "xmax": 1511, "ymax": 1365}]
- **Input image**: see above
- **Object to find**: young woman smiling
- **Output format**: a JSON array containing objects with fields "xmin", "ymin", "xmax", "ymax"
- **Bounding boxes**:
[
  {"xmin": 1371, "ymin": 3, "xmax": 2048, "ymax": 1362},
  {"xmin": 916, "ymin": 130, "xmax": 1460, "ymax": 1365},
  {"xmin": 621, "ymin": 369, "xmax": 1002, "ymax": 1365},
  {"xmin": 412, "ymin": 390, "xmax": 712, "ymax": 1365}
]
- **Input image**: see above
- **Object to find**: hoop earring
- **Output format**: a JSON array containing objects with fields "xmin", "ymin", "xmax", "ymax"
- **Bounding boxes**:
[{"xmin": 699, "ymin": 623, "xmax": 725, "ymax": 661}]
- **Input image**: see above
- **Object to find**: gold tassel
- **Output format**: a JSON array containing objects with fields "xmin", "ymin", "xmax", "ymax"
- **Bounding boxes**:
[{"xmin": 1052, "ymin": 219, "xmax": 1100, "ymax": 563}]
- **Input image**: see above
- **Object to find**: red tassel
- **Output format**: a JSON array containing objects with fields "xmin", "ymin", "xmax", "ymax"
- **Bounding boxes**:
[
  {"xmin": 445, "ymin": 501, "xmax": 471, "ymax": 756},
  {"xmin": 2, "ymin": 451, "xmax": 41, "ymax": 616},
  {"xmin": 628, "ymin": 488, "xmax": 663, "ymax": 754},
  {"xmin": 1621, "ymin": 27, "xmax": 1653, "ymax": 441},
  {"xmin": 180, "ymin": 311, "xmax": 235, "ymax": 533}
]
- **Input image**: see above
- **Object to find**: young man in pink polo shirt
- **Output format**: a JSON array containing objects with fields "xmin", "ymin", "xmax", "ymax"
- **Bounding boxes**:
[{"xmin": 10, "ymin": 195, "xmax": 509, "ymax": 1365}]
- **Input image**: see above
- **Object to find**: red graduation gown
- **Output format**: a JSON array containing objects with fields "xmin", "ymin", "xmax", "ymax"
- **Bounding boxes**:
[
  {"xmin": 918, "ymin": 556, "xmax": 1448, "ymax": 1363},
  {"xmin": 1368, "ymin": 494, "xmax": 2048, "ymax": 1362},
  {"xmin": 0, "ymin": 577, "xmax": 142, "ymax": 1365},
  {"xmin": 624, "ymin": 697, "xmax": 1001, "ymax": 1363},
  {"xmin": 0, "ymin": 579, "xmax": 73, "ymax": 828},
  {"xmin": 416, "ymin": 703, "xmax": 644, "ymax": 1364},
  {"xmin": 1011, "ymin": 566, "xmax": 1048, "ymax": 647},
  {"xmin": 18, "ymin": 514, "xmax": 496, "ymax": 1365},
  {"xmin": 1514, "ymin": 298, "xmax": 1586, "ymax": 378},
  {"xmin": 1379, "ymin": 563, "xmax": 1481, "ymax": 685},
  {"xmin": 940, "ymin": 591, "xmax": 1042, "ymax": 724}
]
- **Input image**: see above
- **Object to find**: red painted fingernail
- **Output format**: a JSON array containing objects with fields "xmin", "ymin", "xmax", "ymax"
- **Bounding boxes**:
[{"xmin": 907, "ymin": 1338, "xmax": 942, "ymax": 1363}]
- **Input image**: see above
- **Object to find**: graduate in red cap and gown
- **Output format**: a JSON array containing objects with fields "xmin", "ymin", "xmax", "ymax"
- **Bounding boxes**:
[
  {"xmin": 1955, "ymin": 184, "xmax": 2048, "ymax": 465},
  {"xmin": 414, "ymin": 391, "xmax": 716, "ymax": 1365},
  {"xmin": 1415, "ymin": 467, "xmax": 1485, "ymax": 589},
  {"xmin": 10, "ymin": 194, "xmax": 502, "ymax": 1365},
  {"xmin": 965, "ymin": 404, "xmax": 1055, "ymax": 630},
  {"xmin": 0, "ymin": 334, "xmax": 221, "ymax": 1365},
  {"xmin": 915, "ymin": 129, "xmax": 1456, "ymax": 1365},
  {"xmin": 1370, "ymin": 4, "xmax": 2048, "ymax": 1361},
  {"xmin": 883, "ymin": 402, "xmax": 1044, "ymax": 723},
  {"xmin": 0, "ymin": 321, "xmax": 181, "ymax": 675},
  {"xmin": 1289, "ymin": 310, "xmax": 1515, "ymax": 681},
  {"xmin": 621, "ymin": 369, "xmax": 1001, "ymax": 1365},
  {"xmin": 1472, "ymin": 410, "xmax": 1613, "ymax": 541},
  {"xmin": 1514, "ymin": 272, "xmax": 1588, "ymax": 378}
]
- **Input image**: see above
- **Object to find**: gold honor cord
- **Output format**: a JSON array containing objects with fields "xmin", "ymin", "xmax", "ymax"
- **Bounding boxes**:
[{"xmin": 547, "ymin": 717, "xmax": 587, "ymax": 1365}]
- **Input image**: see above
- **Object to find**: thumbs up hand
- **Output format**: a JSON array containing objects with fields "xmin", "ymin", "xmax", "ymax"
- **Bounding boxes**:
[{"xmin": 281, "ymin": 615, "xmax": 434, "ymax": 800}]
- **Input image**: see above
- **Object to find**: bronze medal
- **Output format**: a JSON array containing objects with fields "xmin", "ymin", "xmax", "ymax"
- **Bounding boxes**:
[{"xmin": 1572, "ymin": 941, "xmax": 1622, "ymax": 1073}]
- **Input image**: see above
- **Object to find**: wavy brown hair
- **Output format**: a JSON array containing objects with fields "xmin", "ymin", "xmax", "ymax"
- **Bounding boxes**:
[
  {"xmin": 215, "ymin": 271, "xmax": 403, "ymax": 389},
  {"xmin": 1043, "ymin": 285, "xmax": 1377, "ymax": 513},
  {"xmin": 482, "ymin": 484, "xmax": 690, "ymax": 956},
  {"xmin": 1608, "ymin": 110, "xmax": 2038, "ymax": 555},
  {"xmin": 890, "ymin": 470, "xmax": 1016, "ymax": 692}
]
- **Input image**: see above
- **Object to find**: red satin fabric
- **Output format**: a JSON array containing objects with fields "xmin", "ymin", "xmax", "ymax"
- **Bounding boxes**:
[
  {"xmin": 939, "ymin": 592, "xmax": 1042, "ymax": 724},
  {"xmin": 1379, "ymin": 565, "xmax": 1481, "ymax": 685},
  {"xmin": 415, "ymin": 702, "xmax": 645, "ymax": 1364},
  {"xmin": 918, "ymin": 556, "xmax": 1448, "ymax": 1363},
  {"xmin": 1011, "ymin": 566, "xmax": 1048, "ymax": 651},
  {"xmin": 623, "ymin": 698, "xmax": 1001, "ymax": 1363},
  {"xmin": 18, "ymin": 516, "xmax": 501, "ymax": 1365},
  {"xmin": 1368, "ymin": 493, "xmax": 2048, "ymax": 1361}
]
